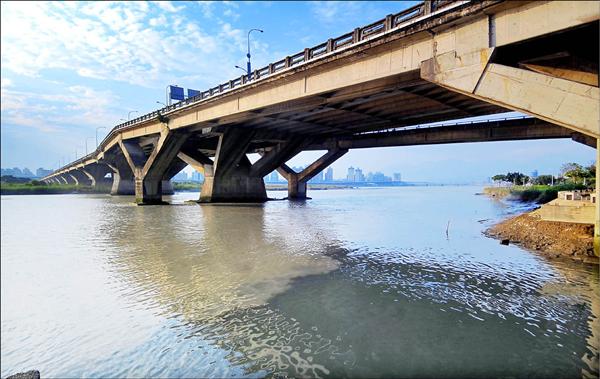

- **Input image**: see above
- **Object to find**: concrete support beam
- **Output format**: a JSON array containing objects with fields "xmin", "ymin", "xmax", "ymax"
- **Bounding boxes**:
[
  {"xmin": 278, "ymin": 147, "xmax": 347, "ymax": 200},
  {"xmin": 250, "ymin": 138, "xmax": 306, "ymax": 178},
  {"xmin": 70, "ymin": 170, "xmax": 93, "ymax": 187},
  {"xmin": 80, "ymin": 163, "xmax": 113, "ymax": 192},
  {"xmin": 199, "ymin": 128, "xmax": 267, "ymax": 203},
  {"xmin": 421, "ymin": 50, "xmax": 600, "ymax": 138},
  {"xmin": 106, "ymin": 153, "xmax": 135, "ymax": 196},
  {"xmin": 119, "ymin": 128, "xmax": 188, "ymax": 204},
  {"xmin": 304, "ymin": 119, "xmax": 573, "ymax": 151}
]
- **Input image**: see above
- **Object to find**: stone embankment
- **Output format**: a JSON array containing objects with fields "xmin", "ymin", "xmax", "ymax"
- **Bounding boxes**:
[{"xmin": 486, "ymin": 212, "xmax": 598, "ymax": 264}]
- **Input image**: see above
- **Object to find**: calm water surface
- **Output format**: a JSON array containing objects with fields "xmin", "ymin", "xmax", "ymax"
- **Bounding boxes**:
[{"xmin": 1, "ymin": 186, "xmax": 598, "ymax": 378}]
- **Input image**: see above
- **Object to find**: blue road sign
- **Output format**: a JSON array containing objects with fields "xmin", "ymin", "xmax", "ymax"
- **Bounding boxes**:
[
  {"xmin": 169, "ymin": 86, "xmax": 185, "ymax": 101},
  {"xmin": 187, "ymin": 89, "xmax": 200, "ymax": 98}
]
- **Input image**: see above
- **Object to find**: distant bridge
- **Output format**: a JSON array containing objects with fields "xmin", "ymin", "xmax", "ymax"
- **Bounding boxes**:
[{"xmin": 42, "ymin": 0, "xmax": 598, "ymax": 249}]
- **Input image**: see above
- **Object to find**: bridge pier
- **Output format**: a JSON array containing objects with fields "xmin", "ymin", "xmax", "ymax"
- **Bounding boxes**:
[
  {"xmin": 81, "ymin": 163, "xmax": 113, "ymax": 192},
  {"xmin": 70, "ymin": 169, "xmax": 93, "ymax": 187},
  {"xmin": 277, "ymin": 147, "xmax": 348, "ymax": 200},
  {"xmin": 118, "ymin": 127, "xmax": 188, "ymax": 204},
  {"xmin": 195, "ymin": 129, "xmax": 267, "ymax": 202}
]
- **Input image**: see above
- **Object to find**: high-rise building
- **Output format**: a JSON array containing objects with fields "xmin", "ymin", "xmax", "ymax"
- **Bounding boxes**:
[
  {"xmin": 347, "ymin": 167, "xmax": 355, "ymax": 182},
  {"xmin": 325, "ymin": 167, "xmax": 333, "ymax": 182},
  {"xmin": 355, "ymin": 168, "xmax": 365, "ymax": 182},
  {"xmin": 393, "ymin": 173, "xmax": 402, "ymax": 182},
  {"xmin": 173, "ymin": 171, "xmax": 188, "ymax": 182}
]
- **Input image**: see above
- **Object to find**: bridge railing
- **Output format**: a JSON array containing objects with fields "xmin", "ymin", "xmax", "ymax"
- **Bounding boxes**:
[{"xmin": 50, "ymin": 1, "xmax": 470, "ymax": 176}]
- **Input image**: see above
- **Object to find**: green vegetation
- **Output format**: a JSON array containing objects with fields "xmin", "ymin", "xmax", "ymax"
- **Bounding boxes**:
[
  {"xmin": 173, "ymin": 181, "xmax": 201, "ymax": 191},
  {"xmin": 485, "ymin": 183, "xmax": 588, "ymax": 204},
  {"xmin": 491, "ymin": 163, "xmax": 596, "ymax": 188},
  {"xmin": 0, "ymin": 176, "xmax": 99, "ymax": 195}
]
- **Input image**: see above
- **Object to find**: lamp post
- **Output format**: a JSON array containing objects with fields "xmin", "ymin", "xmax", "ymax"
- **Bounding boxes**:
[
  {"xmin": 128, "ymin": 110, "xmax": 138, "ymax": 120},
  {"xmin": 156, "ymin": 101, "xmax": 167, "ymax": 107},
  {"xmin": 96, "ymin": 126, "xmax": 107, "ymax": 148},
  {"xmin": 246, "ymin": 28, "xmax": 263, "ymax": 81},
  {"xmin": 166, "ymin": 84, "xmax": 179, "ymax": 106}
]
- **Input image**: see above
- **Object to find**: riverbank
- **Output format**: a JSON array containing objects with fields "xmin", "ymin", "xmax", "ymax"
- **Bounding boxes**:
[
  {"xmin": 485, "ymin": 212, "xmax": 598, "ymax": 264},
  {"xmin": 0, "ymin": 182, "xmax": 102, "ymax": 195},
  {"xmin": 483, "ymin": 184, "xmax": 586, "ymax": 204}
]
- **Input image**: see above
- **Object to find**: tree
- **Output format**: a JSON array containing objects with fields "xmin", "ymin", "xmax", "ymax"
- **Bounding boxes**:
[
  {"xmin": 534, "ymin": 175, "xmax": 554, "ymax": 185},
  {"xmin": 505, "ymin": 172, "xmax": 529, "ymax": 185},
  {"xmin": 561, "ymin": 163, "xmax": 590, "ymax": 184},
  {"xmin": 492, "ymin": 174, "xmax": 507, "ymax": 182}
]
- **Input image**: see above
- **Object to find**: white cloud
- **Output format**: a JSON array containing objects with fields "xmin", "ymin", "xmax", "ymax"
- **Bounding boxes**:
[
  {"xmin": 1, "ymin": 85, "xmax": 121, "ymax": 133},
  {"xmin": 0, "ymin": 2, "xmax": 263, "ymax": 89}
]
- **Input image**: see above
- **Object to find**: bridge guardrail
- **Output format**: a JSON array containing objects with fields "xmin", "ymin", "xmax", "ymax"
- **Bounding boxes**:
[{"xmin": 50, "ymin": 1, "xmax": 470, "ymax": 177}]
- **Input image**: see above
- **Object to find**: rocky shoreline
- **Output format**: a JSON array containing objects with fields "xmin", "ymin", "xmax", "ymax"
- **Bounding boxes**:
[{"xmin": 485, "ymin": 212, "xmax": 598, "ymax": 264}]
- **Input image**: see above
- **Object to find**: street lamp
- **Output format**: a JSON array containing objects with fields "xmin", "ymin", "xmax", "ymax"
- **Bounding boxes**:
[
  {"xmin": 96, "ymin": 126, "xmax": 107, "ymax": 148},
  {"xmin": 166, "ymin": 84, "xmax": 179, "ymax": 106},
  {"xmin": 156, "ymin": 101, "xmax": 167, "ymax": 107},
  {"xmin": 128, "ymin": 110, "xmax": 139, "ymax": 120},
  {"xmin": 246, "ymin": 28, "xmax": 263, "ymax": 81},
  {"xmin": 235, "ymin": 65, "xmax": 248, "ymax": 74}
]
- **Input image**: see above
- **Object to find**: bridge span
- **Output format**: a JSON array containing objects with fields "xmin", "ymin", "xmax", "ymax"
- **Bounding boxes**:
[{"xmin": 41, "ymin": 1, "xmax": 598, "ymax": 248}]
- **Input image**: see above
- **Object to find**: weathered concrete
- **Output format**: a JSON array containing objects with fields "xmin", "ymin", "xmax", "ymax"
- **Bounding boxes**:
[
  {"xmin": 199, "ymin": 129, "xmax": 267, "ymax": 203},
  {"xmin": 277, "ymin": 148, "xmax": 348, "ymax": 199},
  {"xmin": 70, "ymin": 169, "xmax": 93, "ymax": 186},
  {"xmin": 119, "ymin": 127, "xmax": 188, "ymax": 204},
  {"xmin": 533, "ymin": 199, "xmax": 596, "ymax": 225},
  {"xmin": 421, "ymin": 56, "xmax": 600, "ymax": 138}
]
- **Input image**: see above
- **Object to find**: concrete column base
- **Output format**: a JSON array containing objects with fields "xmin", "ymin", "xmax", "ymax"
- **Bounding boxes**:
[
  {"xmin": 134, "ymin": 179, "xmax": 172, "ymax": 205},
  {"xmin": 199, "ymin": 175, "xmax": 267, "ymax": 203},
  {"xmin": 287, "ymin": 177, "xmax": 308, "ymax": 200},
  {"xmin": 110, "ymin": 174, "xmax": 135, "ymax": 195},
  {"xmin": 162, "ymin": 180, "xmax": 174, "ymax": 195}
]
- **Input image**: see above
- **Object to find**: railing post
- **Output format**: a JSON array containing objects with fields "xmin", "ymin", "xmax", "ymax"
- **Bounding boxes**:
[
  {"xmin": 284, "ymin": 56, "xmax": 291, "ymax": 68},
  {"xmin": 352, "ymin": 28, "xmax": 362, "ymax": 43},
  {"xmin": 424, "ymin": 0, "xmax": 432, "ymax": 15},
  {"xmin": 229, "ymin": 80, "xmax": 234, "ymax": 89},
  {"xmin": 269, "ymin": 63, "xmax": 274, "ymax": 74},
  {"xmin": 326, "ymin": 38, "xmax": 333, "ymax": 52},
  {"xmin": 385, "ymin": 14, "xmax": 394, "ymax": 31},
  {"xmin": 304, "ymin": 48, "xmax": 310, "ymax": 62}
]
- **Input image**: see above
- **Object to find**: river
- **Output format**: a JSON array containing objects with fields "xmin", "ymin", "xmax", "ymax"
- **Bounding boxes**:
[{"xmin": 1, "ymin": 186, "xmax": 598, "ymax": 378}]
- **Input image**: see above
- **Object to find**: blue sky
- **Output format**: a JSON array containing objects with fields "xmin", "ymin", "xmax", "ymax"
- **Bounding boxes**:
[{"xmin": 1, "ymin": 1, "xmax": 595, "ymax": 182}]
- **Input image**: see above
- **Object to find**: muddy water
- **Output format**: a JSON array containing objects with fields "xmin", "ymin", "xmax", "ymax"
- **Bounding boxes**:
[{"xmin": 1, "ymin": 187, "xmax": 598, "ymax": 378}]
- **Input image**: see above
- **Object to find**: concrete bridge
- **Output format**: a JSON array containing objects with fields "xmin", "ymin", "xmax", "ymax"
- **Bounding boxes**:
[{"xmin": 42, "ymin": 1, "xmax": 598, "ymax": 248}]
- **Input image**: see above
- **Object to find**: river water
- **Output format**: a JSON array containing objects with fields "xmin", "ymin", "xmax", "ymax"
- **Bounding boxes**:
[{"xmin": 1, "ymin": 186, "xmax": 598, "ymax": 378}]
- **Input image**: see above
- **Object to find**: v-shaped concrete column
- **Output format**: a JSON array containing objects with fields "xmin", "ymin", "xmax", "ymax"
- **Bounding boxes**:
[
  {"xmin": 119, "ymin": 127, "xmax": 189, "ymax": 204},
  {"xmin": 193, "ymin": 128, "xmax": 267, "ymax": 203},
  {"xmin": 277, "ymin": 147, "xmax": 348, "ymax": 200}
]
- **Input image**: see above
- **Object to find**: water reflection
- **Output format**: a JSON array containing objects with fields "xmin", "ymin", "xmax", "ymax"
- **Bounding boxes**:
[{"xmin": 1, "ymin": 188, "xmax": 598, "ymax": 378}]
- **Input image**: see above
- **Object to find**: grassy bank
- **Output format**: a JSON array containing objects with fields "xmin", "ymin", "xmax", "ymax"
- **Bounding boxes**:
[
  {"xmin": 0, "ymin": 182, "xmax": 98, "ymax": 195},
  {"xmin": 484, "ymin": 183, "xmax": 587, "ymax": 204}
]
